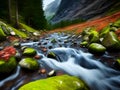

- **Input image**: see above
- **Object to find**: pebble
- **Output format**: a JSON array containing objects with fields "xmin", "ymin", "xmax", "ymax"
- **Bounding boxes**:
[
  {"xmin": 39, "ymin": 68, "xmax": 46, "ymax": 74},
  {"xmin": 34, "ymin": 55, "xmax": 41, "ymax": 59},
  {"xmin": 47, "ymin": 70, "xmax": 56, "ymax": 77}
]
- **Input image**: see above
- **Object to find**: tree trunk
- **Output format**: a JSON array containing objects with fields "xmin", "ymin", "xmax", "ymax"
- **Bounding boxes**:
[
  {"xmin": 8, "ymin": 0, "xmax": 12, "ymax": 23},
  {"xmin": 15, "ymin": 0, "xmax": 19, "ymax": 28}
]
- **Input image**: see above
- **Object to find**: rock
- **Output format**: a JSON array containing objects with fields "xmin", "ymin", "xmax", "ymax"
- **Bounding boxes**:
[
  {"xmin": 19, "ymin": 75, "xmax": 89, "ymax": 90},
  {"xmin": 47, "ymin": 51, "xmax": 56, "ymax": 59},
  {"xmin": 15, "ymin": 51, "xmax": 21, "ymax": 61},
  {"xmin": 1, "ymin": 25, "xmax": 10, "ymax": 35},
  {"xmin": 38, "ymin": 68, "xmax": 46, "ymax": 74},
  {"xmin": 81, "ymin": 27, "xmax": 99, "ymax": 43},
  {"xmin": 21, "ymin": 46, "xmax": 28, "ymax": 51},
  {"xmin": 0, "ymin": 26, "xmax": 6, "ymax": 41},
  {"xmin": 33, "ymin": 31, "xmax": 40, "ymax": 36},
  {"xmin": 88, "ymin": 43, "xmax": 106, "ymax": 54},
  {"xmin": 13, "ymin": 42, "xmax": 21, "ymax": 48},
  {"xmin": 114, "ymin": 59, "xmax": 120, "ymax": 70},
  {"xmin": 99, "ymin": 26, "xmax": 113, "ymax": 38},
  {"xmin": 19, "ymin": 58, "xmax": 39, "ymax": 70},
  {"xmin": 51, "ymin": 38, "xmax": 57, "ymax": 43},
  {"xmin": 34, "ymin": 55, "xmax": 42, "ymax": 59},
  {"xmin": 88, "ymin": 30, "xmax": 99, "ymax": 43},
  {"xmin": 23, "ymin": 47, "xmax": 37, "ymax": 57},
  {"xmin": 80, "ymin": 41, "xmax": 88, "ymax": 47},
  {"xmin": 0, "ymin": 56, "xmax": 17, "ymax": 73},
  {"xmin": 47, "ymin": 70, "xmax": 56, "ymax": 77},
  {"xmin": 101, "ymin": 32, "xmax": 120, "ymax": 50}
]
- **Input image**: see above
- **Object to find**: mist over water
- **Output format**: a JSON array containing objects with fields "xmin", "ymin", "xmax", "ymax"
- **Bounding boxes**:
[{"xmin": 41, "ymin": 47, "xmax": 120, "ymax": 90}]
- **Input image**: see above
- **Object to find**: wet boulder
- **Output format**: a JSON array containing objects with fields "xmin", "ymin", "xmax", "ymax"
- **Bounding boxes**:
[
  {"xmin": 0, "ymin": 57, "xmax": 17, "ymax": 73},
  {"xmin": 101, "ymin": 32, "xmax": 120, "ymax": 50},
  {"xmin": 114, "ymin": 59, "xmax": 120, "ymax": 70},
  {"xmin": 81, "ymin": 27, "xmax": 99, "ymax": 43},
  {"xmin": 23, "ymin": 47, "xmax": 37, "ymax": 57},
  {"xmin": 47, "ymin": 51, "xmax": 56, "ymax": 59},
  {"xmin": 80, "ymin": 41, "xmax": 88, "ymax": 47},
  {"xmin": 88, "ymin": 43, "xmax": 106, "ymax": 54},
  {"xmin": 19, "ymin": 58, "xmax": 39, "ymax": 70},
  {"xmin": 88, "ymin": 30, "xmax": 99, "ymax": 43},
  {"xmin": 19, "ymin": 75, "xmax": 89, "ymax": 90}
]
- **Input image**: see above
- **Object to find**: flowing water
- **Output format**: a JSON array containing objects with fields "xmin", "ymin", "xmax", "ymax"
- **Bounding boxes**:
[{"xmin": 0, "ymin": 33, "xmax": 120, "ymax": 90}]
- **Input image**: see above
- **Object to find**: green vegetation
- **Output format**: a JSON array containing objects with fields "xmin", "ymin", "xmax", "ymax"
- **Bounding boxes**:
[
  {"xmin": 47, "ymin": 18, "xmax": 85, "ymax": 30},
  {"xmin": 0, "ymin": 56, "xmax": 17, "ymax": 73},
  {"xmin": 80, "ymin": 19, "xmax": 120, "ymax": 54},
  {"xmin": 19, "ymin": 58, "xmax": 39, "ymax": 70},
  {"xmin": 19, "ymin": 75, "xmax": 89, "ymax": 90}
]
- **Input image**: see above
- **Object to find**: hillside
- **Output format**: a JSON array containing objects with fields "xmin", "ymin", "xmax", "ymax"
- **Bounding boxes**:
[
  {"xmin": 51, "ymin": 0, "xmax": 120, "ymax": 23},
  {"xmin": 48, "ymin": 11, "xmax": 120, "ymax": 36}
]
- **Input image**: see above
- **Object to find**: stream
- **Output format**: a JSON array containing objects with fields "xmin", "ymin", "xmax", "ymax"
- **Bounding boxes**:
[{"xmin": 0, "ymin": 32, "xmax": 120, "ymax": 90}]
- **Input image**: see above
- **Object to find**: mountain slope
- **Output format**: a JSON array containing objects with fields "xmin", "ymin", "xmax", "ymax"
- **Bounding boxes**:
[
  {"xmin": 51, "ymin": 0, "xmax": 120, "ymax": 23},
  {"xmin": 44, "ymin": 0, "xmax": 61, "ymax": 21}
]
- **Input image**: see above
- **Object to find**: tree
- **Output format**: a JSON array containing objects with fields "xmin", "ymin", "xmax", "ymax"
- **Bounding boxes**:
[{"xmin": 8, "ymin": 0, "xmax": 12, "ymax": 23}]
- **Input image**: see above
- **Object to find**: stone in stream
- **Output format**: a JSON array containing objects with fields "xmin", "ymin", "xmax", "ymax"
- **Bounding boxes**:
[
  {"xmin": 101, "ymin": 31, "xmax": 120, "ymax": 50},
  {"xmin": 88, "ymin": 43, "xmax": 106, "ymax": 54},
  {"xmin": 51, "ymin": 38, "xmax": 57, "ymax": 43},
  {"xmin": 19, "ymin": 58, "xmax": 39, "ymax": 70},
  {"xmin": 0, "ymin": 56, "xmax": 17, "ymax": 73},
  {"xmin": 23, "ymin": 47, "xmax": 37, "ymax": 57},
  {"xmin": 81, "ymin": 27, "xmax": 99, "ymax": 43},
  {"xmin": 13, "ymin": 42, "xmax": 21, "ymax": 48},
  {"xmin": 47, "ymin": 51, "xmax": 56, "ymax": 60},
  {"xmin": 80, "ymin": 41, "xmax": 88, "ymax": 47},
  {"xmin": 47, "ymin": 70, "xmax": 56, "ymax": 77},
  {"xmin": 19, "ymin": 75, "xmax": 89, "ymax": 90},
  {"xmin": 114, "ymin": 59, "xmax": 120, "ymax": 70}
]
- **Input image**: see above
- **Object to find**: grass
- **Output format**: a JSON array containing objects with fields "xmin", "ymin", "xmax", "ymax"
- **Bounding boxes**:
[{"xmin": 19, "ymin": 23, "xmax": 37, "ymax": 32}]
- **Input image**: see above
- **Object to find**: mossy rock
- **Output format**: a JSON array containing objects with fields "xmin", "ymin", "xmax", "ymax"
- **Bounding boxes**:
[
  {"xmin": 80, "ymin": 41, "xmax": 88, "ymax": 47},
  {"xmin": 19, "ymin": 58, "xmax": 39, "ymax": 70},
  {"xmin": 47, "ymin": 51, "xmax": 57, "ymax": 60},
  {"xmin": 19, "ymin": 75, "xmax": 89, "ymax": 90},
  {"xmin": 112, "ymin": 19, "xmax": 120, "ymax": 28},
  {"xmin": 0, "ymin": 26, "xmax": 6, "ymax": 41},
  {"xmin": 23, "ymin": 47, "xmax": 37, "ymax": 57},
  {"xmin": 0, "ymin": 57, "xmax": 17, "ymax": 73},
  {"xmin": 88, "ymin": 43, "xmax": 106, "ymax": 54},
  {"xmin": 81, "ymin": 27, "xmax": 99, "ymax": 43},
  {"xmin": 114, "ymin": 59, "xmax": 120, "ymax": 70},
  {"xmin": 99, "ymin": 26, "xmax": 111, "ymax": 38},
  {"xmin": 51, "ymin": 38, "xmax": 57, "ymax": 43},
  {"xmin": 88, "ymin": 30, "xmax": 99, "ymax": 43},
  {"xmin": 101, "ymin": 31, "xmax": 120, "ymax": 50}
]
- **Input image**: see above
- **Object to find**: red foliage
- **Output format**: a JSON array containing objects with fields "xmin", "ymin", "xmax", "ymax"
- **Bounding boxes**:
[{"xmin": 0, "ymin": 46, "xmax": 16, "ymax": 61}]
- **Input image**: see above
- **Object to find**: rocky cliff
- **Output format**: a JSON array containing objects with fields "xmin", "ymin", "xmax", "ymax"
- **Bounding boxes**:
[{"xmin": 51, "ymin": 0, "xmax": 120, "ymax": 23}]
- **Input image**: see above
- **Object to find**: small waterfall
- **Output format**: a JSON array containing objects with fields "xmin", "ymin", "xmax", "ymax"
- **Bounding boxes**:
[{"xmin": 41, "ymin": 47, "xmax": 120, "ymax": 90}]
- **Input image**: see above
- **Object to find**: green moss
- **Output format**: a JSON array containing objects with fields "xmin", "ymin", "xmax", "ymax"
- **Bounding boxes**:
[
  {"xmin": 88, "ymin": 43, "xmax": 106, "ymax": 54},
  {"xmin": 19, "ymin": 58, "xmax": 39, "ymax": 70},
  {"xmin": 23, "ymin": 47, "xmax": 37, "ymax": 57},
  {"xmin": 47, "ymin": 52, "xmax": 57, "ymax": 59},
  {"xmin": 0, "ymin": 26, "xmax": 6, "ymax": 41},
  {"xmin": 101, "ymin": 31, "xmax": 120, "ymax": 50},
  {"xmin": 19, "ymin": 75, "xmax": 89, "ymax": 90},
  {"xmin": 0, "ymin": 57, "xmax": 17, "ymax": 73},
  {"xmin": 19, "ymin": 23, "xmax": 37, "ymax": 32},
  {"xmin": 115, "ymin": 59, "xmax": 120, "ymax": 70},
  {"xmin": 89, "ymin": 30, "xmax": 99, "ymax": 43},
  {"xmin": 8, "ymin": 26, "xmax": 27, "ymax": 38}
]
